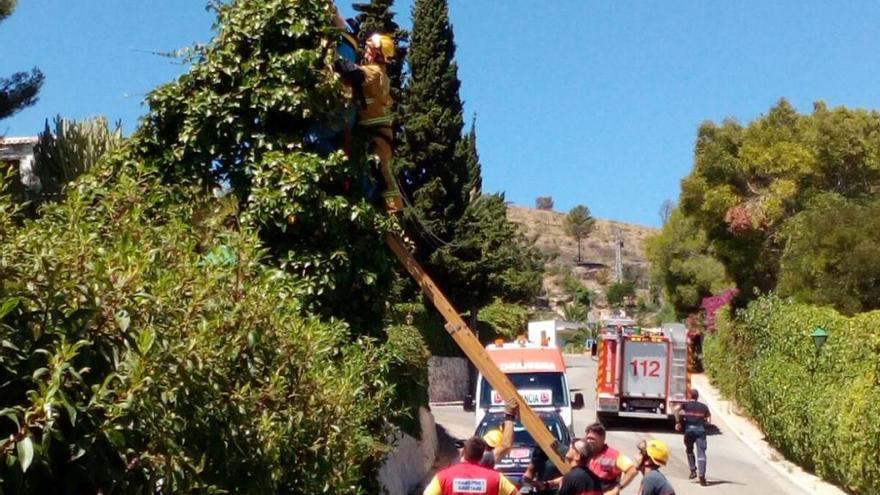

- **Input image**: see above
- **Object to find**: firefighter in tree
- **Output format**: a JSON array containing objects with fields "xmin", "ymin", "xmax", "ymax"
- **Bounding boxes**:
[{"xmin": 333, "ymin": 33, "xmax": 404, "ymax": 213}]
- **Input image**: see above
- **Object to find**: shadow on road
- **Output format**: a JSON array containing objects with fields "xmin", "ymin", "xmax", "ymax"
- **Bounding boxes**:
[{"xmin": 432, "ymin": 424, "xmax": 460, "ymax": 469}]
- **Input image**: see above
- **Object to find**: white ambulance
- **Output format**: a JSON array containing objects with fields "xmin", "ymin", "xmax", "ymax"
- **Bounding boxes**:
[{"xmin": 464, "ymin": 339, "xmax": 584, "ymax": 431}]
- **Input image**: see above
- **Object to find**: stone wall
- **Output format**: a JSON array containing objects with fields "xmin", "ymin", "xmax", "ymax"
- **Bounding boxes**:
[
  {"xmin": 378, "ymin": 407, "xmax": 438, "ymax": 495},
  {"xmin": 427, "ymin": 356, "xmax": 469, "ymax": 403}
]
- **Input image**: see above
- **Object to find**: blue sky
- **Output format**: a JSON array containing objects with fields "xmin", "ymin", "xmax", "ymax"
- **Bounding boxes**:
[{"xmin": 3, "ymin": 1, "xmax": 880, "ymax": 227}]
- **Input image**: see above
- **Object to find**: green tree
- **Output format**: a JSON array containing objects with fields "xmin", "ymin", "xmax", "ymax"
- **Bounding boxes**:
[
  {"xmin": 398, "ymin": 0, "xmax": 469, "ymax": 243},
  {"xmin": 679, "ymin": 99, "xmax": 880, "ymax": 304},
  {"xmin": 132, "ymin": 0, "xmax": 395, "ymax": 335},
  {"xmin": 429, "ymin": 193, "xmax": 544, "ymax": 312},
  {"xmin": 605, "ymin": 281, "xmax": 635, "ymax": 308},
  {"xmin": 777, "ymin": 194, "xmax": 880, "ymax": 315},
  {"xmin": 0, "ymin": 1, "xmax": 44, "ymax": 121},
  {"xmin": 646, "ymin": 208, "xmax": 731, "ymax": 317},
  {"xmin": 461, "ymin": 114, "xmax": 482, "ymax": 202},
  {"xmin": 564, "ymin": 205, "xmax": 595, "ymax": 263}
]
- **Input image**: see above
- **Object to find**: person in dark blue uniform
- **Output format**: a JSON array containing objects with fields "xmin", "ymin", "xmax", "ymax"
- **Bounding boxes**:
[{"xmin": 674, "ymin": 389, "xmax": 711, "ymax": 486}]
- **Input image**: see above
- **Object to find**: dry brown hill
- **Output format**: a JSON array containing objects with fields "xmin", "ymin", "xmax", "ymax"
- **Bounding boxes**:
[{"xmin": 507, "ymin": 205, "xmax": 659, "ymax": 308}]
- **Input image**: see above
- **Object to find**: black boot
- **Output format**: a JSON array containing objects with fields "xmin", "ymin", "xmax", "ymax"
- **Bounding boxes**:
[
  {"xmin": 699, "ymin": 476, "xmax": 707, "ymax": 486},
  {"xmin": 689, "ymin": 471, "xmax": 697, "ymax": 480}
]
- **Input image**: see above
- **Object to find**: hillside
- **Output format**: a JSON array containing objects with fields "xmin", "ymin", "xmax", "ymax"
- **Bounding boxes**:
[{"xmin": 507, "ymin": 205, "xmax": 659, "ymax": 310}]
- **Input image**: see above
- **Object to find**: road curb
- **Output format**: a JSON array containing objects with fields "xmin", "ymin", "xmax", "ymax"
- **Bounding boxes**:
[{"xmin": 692, "ymin": 373, "xmax": 847, "ymax": 495}]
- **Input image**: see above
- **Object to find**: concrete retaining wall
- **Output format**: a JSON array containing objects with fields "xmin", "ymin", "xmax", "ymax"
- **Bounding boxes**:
[
  {"xmin": 427, "ymin": 356, "xmax": 469, "ymax": 403},
  {"xmin": 378, "ymin": 407, "xmax": 438, "ymax": 495}
]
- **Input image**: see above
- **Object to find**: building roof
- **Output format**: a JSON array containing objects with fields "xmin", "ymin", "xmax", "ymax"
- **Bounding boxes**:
[{"xmin": 0, "ymin": 136, "xmax": 38, "ymax": 146}]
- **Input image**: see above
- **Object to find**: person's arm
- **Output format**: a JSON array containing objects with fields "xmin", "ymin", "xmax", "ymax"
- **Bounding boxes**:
[
  {"xmin": 618, "ymin": 464, "xmax": 638, "ymax": 490},
  {"xmin": 333, "ymin": 59, "xmax": 365, "ymax": 86},
  {"xmin": 673, "ymin": 404, "xmax": 683, "ymax": 432},
  {"xmin": 423, "ymin": 475, "xmax": 442, "ymax": 495},
  {"xmin": 498, "ymin": 474, "xmax": 520, "ymax": 495},
  {"xmin": 494, "ymin": 401, "xmax": 518, "ymax": 462}
]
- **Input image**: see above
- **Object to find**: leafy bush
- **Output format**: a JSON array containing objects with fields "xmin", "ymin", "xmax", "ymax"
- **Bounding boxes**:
[
  {"xmin": 705, "ymin": 294, "xmax": 880, "ymax": 493},
  {"xmin": 777, "ymin": 194, "xmax": 880, "ymax": 315},
  {"xmin": 605, "ymin": 281, "xmax": 635, "ymax": 307},
  {"xmin": 0, "ymin": 163, "xmax": 398, "ymax": 493},
  {"xmin": 385, "ymin": 324, "xmax": 430, "ymax": 438},
  {"xmin": 478, "ymin": 299, "xmax": 529, "ymax": 339}
]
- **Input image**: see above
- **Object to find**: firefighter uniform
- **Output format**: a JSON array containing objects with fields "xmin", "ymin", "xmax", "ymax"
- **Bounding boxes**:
[
  {"xmin": 587, "ymin": 444, "xmax": 634, "ymax": 491},
  {"xmin": 423, "ymin": 461, "xmax": 518, "ymax": 495},
  {"xmin": 357, "ymin": 62, "xmax": 400, "ymax": 211}
]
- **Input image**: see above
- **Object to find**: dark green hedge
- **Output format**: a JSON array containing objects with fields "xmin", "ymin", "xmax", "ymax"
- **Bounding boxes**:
[{"xmin": 705, "ymin": 295, "xmax": 880, "ymax": 494}]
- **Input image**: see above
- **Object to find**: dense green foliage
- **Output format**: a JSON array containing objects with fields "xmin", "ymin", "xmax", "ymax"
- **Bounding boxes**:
[
  {"xmin": 653, "ymin": 99, "xmax": 880, "ymax": 315},
  {"xmin": 704, "ymin": 295, "xmax": 880, "ymax": 494},
  {"xmin": 132, "ymin": 0, "xmax": 396, "ymax": 335},
  {"xmin": 0, "ymin": 161, "xmax": 398, "ymax": 493},
  {"xmin": 563, "ymin": 205, "xmax": 594, "ymax": 263},
  {"xmin": 680, "ymin": 100, "xmax": 880, "ymax": 300},
  {"xmin": 646, "ymin": 209, "xmax": 730, "ymax": 317},
  {"xmin": 0, "ymin": 1, "xmax": 44, "ymax": 121},
  {"xmin": 477, "ymin": 299, "xmax": 529, "ymax": 339},
  {"xmin": 32, "ymin": 116, "xmax": 123, "ymax": 203},
  {"xmin": 605, "ymin": 281, "xmax": 635, "ymax": 308},
  {"xmin": 429, "ymin": 194, "xmax": 544, "ymax": 311},
  {"xmin": 777, "ymin": 194, "xmax": 880, "ymax": 315}
]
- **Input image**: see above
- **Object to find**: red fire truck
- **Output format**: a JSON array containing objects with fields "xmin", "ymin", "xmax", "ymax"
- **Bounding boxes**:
[{"xmin": 595, "ymin": 323, "xmax": 690, "ymax": 422}]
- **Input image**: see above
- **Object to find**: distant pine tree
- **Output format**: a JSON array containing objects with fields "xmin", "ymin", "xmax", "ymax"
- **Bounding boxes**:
[{"xmin": 0, "ymin": 2, "xmax": 44, "ymax": 121}]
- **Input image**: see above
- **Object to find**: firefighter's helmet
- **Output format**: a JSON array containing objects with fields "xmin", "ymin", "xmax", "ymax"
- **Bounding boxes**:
[
  {"xmin": 483, "ymin": 429, "xmax": 503, "ymax": 448},
  {"xmin": 368, "ymin": 33, "xmax": 396, "ymax": 60},
  {"xmin": 646, "ymin": 439, "xmax": 669, "ymax": 466}
]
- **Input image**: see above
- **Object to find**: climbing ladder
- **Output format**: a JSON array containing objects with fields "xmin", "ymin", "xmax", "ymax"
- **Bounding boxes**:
[{"xmin": 385, "ymin": 232, "xmax": 570, "ymax": 474}]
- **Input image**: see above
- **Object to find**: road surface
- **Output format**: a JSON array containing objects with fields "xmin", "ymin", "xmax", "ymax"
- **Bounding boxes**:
[{"xmin": 430, "ymin": 354, "xmax": 806, "ymax": 495}]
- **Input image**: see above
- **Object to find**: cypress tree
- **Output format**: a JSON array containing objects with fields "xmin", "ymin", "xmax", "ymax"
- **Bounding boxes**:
[
  {"xmin": 398, "ymin": 0, "xmax": 469, "ymax": 243},
  {"xmin": 461, "ymin": 114, "xmax": 482, "ymax": 202}
]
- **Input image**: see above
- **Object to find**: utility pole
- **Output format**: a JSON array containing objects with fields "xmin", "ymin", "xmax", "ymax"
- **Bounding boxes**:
[{"xmin": 614, "ymin": 225, "xmax": 624, "ymax": 283}]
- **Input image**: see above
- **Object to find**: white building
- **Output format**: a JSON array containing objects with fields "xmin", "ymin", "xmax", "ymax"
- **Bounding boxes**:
[
  {"xmin": 0, "ymin": 136, "xmax": 39, "ymax": 190},
  {"xmin": 527, "ymin": 319, "xmax": 587, "ymax": 348}
]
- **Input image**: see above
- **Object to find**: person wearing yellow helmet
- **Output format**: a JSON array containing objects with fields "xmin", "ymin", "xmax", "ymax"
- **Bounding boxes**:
[
  {"xmin": 637, "ymin": 439, "xmax": 676, "ymax": 495},
  {"xmin": 332, "ymin": 27, "xmax": 403, "ymax": 213}
]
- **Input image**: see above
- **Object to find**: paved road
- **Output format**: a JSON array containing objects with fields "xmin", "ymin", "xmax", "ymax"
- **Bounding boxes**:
[{"xmin": 430, "ymin": 354, "xmax": 806, "ymax": 495}]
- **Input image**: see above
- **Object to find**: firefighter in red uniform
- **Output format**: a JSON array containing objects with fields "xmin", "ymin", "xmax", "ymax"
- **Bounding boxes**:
[
  {"xmin": 423, "ymin": 437, "xmax": 519, "ymax": 495},
  {"xmin": 584, "ymin": 423, "xmax": 638, "ymax": 495}
]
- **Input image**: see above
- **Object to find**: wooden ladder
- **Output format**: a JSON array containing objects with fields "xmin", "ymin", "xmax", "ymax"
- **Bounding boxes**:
[{"xmin": 385, "ymin": 231, "xmax": 570, "ymax": 474}]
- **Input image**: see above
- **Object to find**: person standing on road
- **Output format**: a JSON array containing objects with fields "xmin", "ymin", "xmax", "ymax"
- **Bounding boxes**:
[
  {"xmin": 584, "ymin": 423, "xmax": 638, "ymax": 494},
  {"xmin": 557, "ymin": 439, "xmax": 602, "ymax": 495},
  {"xmin": 674, "ymin": 389, "xmax": 711, "ymax": 486},
  {"xmin": 423, "ymin": 437, "xmax": 520, "ymax": 495},
  {"xmin": 638, "ymin": 440, "xmax": 676, "ymax": 495}
]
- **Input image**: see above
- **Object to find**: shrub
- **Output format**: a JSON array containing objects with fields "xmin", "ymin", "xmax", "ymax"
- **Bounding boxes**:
[
  {"xmin": 0, "ymin": 164, "xmax": 398, "ymax": 493},
  {"xmin": 705, "ymin": 294, "xmax": 880, "ymax": 493}
]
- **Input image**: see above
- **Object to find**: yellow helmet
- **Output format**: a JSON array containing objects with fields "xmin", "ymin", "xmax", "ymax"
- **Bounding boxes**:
[
  {"xmin": 483, "ymin": 429, "xmax": 503, "ymax": 448},
  {"xmin": 646, "ymin": 439, "xmax": 669, "ymax": 466},
  {"xmin": 368, "ymin": 33, "xmax": 396, "ymax": 60}
]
